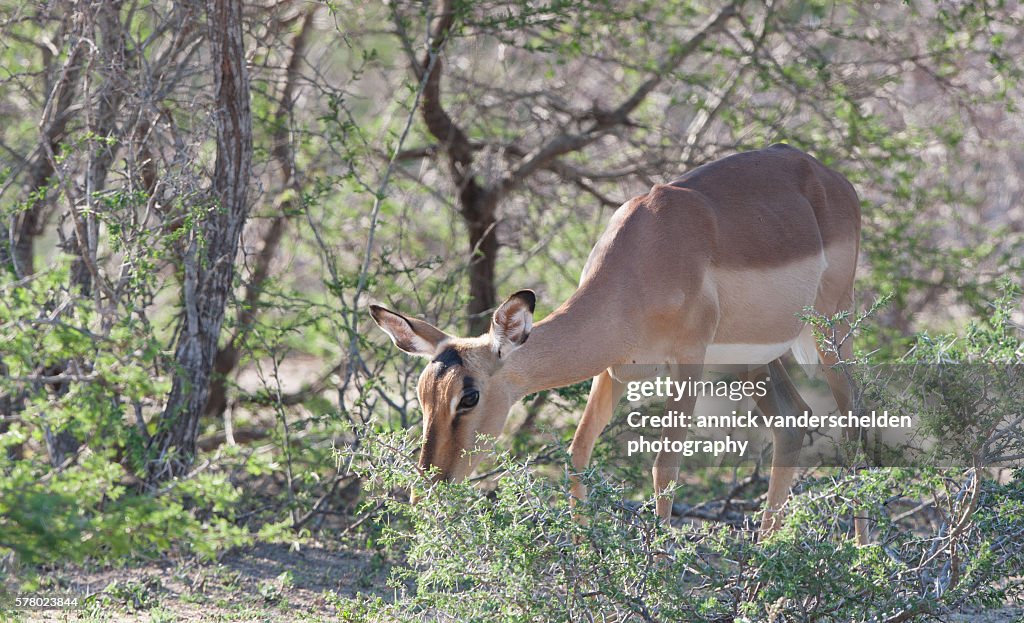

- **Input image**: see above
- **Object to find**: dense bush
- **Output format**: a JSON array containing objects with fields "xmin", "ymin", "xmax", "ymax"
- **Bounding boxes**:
[{"xmin": 340, "ymin": 432, "xmax": 1023, "ymax": 622}]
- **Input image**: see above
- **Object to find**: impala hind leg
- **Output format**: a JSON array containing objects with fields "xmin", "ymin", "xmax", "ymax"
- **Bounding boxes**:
[
  {"xmin": 816, "ymin": 334, "xmax": 868, "ymax": 544},
  {"xmin": 810, "ymin": 276, "xmax": 868, "ymax": 543},
  {"xmin": 741, "ymin": 360, "xmax": 810, "ymax": 539},
  {"xmin": 569, "ymin": 369, "xmax": 624, "ymax": 506}
]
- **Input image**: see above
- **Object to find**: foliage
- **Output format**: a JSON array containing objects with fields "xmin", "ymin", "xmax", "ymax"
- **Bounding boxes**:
[
  {"xmin": 0, "ymin": 268, "xmax": 247, "ymax": 569},
  {"xmin": 340, "ymin": 430, "xmax": 1024, "ymax": 622}
]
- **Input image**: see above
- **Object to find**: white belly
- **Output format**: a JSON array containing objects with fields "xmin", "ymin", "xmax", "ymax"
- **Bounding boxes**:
[
  {"xmin": 608, "ymin": 340, "xmax": 795, "ymax": 381},
  {"xmin": 703, "ymin": 341, "xmax": 794, "ymax": 366}
]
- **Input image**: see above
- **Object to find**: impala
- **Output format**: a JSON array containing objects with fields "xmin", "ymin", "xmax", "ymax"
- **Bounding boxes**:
[{"xmin": 371, "ymin": 144, "xmax": 863, "ymax": 541}]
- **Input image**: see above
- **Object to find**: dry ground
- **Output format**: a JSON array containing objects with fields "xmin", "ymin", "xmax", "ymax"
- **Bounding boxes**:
[
  {"xmin": 6, "ymin": 543, "xmax": 1021, "ymax": 622},
  {"xmin": 7, "ymin": 542, "xmax": 391, "ymax": 622}
]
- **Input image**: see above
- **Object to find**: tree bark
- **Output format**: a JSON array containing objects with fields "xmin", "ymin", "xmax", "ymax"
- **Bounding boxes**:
[
  {"xmin": 205, "ymin": 8, "xmax": 315, "ymax": 418},
  {"xmin": 148, "ymin": 0, "xmax": 252, "ymax": 481},
  {"xmin": 462, "ymin": 191, "xmax": 499, "ymax": 335}
]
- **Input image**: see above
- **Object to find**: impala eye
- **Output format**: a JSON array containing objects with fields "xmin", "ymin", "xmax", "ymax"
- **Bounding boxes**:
[{"xmin": 457, "ymin": 390, "xmax": 480, "ymax": 411}]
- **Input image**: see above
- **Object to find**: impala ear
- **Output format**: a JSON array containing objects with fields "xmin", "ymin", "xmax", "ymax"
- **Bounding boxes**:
[
  {"xmin": 369, "ymin": 305, "xmax": 450, "ymax": 357},
  {"xmin": 490, "ymin": 290, "xmax": 536, "ymax": 358}
]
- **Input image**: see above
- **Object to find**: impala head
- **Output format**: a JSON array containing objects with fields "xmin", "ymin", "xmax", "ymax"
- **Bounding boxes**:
[{"xmin": 369, "ymin": 290, "xmax": 536, "ymax": 483}]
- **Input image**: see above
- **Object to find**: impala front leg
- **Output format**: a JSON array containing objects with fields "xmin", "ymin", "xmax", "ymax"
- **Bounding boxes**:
[
  {"xmin": 569, "ymin": 369, "xmax": 624, "ymax": 505},
  {"xmin": 653, "ymin": 387, "xmax": 699, "ymax": 521}
]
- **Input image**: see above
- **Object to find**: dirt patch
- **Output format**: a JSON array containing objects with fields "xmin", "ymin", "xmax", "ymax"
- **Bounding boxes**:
[{"xmin": 16, "ymin": 542, "xmax": 393, "ymax": 622}]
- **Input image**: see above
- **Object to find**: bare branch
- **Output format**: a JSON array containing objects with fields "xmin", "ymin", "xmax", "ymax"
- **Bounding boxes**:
[{"xmin": 498, "ymin": 2, "xmax": 741, "ymax": 196}]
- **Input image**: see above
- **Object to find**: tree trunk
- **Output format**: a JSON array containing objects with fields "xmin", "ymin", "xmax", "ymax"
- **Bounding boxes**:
[
  {"xmin": 148, "ymin": 0, "xmax": 252, "ymax": 481},
  {"xmin": 204, "ymin": 8, "xmax": 315, "ymax": 419},
  {"xmin": 463, "ymin": 190, "xmax": 498, "ymax": 335},
  {"xmin": 416, "ymin": 1, "xmax": 504, "ymax": 334}
]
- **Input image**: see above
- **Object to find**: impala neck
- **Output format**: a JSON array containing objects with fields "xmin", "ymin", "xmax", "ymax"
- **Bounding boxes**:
[{"xmin": 499, "ymin": 286, "xmax": 626, "ymax": 399}]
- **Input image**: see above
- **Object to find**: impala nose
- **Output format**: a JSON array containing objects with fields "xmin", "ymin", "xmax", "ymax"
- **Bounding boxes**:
[
  {"xmin": 410, "ymin": 463, "xmax": 449, "ymax": 505},
  {"xmin": 411, "ymin": 457, "xmax": 452, "ymax": 506}
]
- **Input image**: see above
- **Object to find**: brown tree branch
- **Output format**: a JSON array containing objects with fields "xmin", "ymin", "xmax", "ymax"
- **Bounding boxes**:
[
  {"xmin": 419, "ymin": 0, "xmax": 476, "ymax": 175},
  {"xmin": 408, "ymin": 0, "xmax": 501, "ymax": 332},
  {"xmin": 5, "ymin": 6, "xmax": 85, "ymax": 278},
  {"xmin": 497, "ymin": 1, "xmax": 741, "ymax": 198}
]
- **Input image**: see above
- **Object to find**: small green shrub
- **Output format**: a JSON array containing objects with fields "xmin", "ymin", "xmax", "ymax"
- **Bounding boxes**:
[{"xmin": 0, "ymin": 270, "xmax": 251, "ymax": 575}]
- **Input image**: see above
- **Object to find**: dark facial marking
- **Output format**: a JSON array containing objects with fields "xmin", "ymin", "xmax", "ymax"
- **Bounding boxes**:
[
  {"xmin": 431, "ymin": 347, "xmax": 463, "ymax": 378},
  {"xmin": 420, "ymin": 421, "xmax": 439, "ymax": 472}
]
